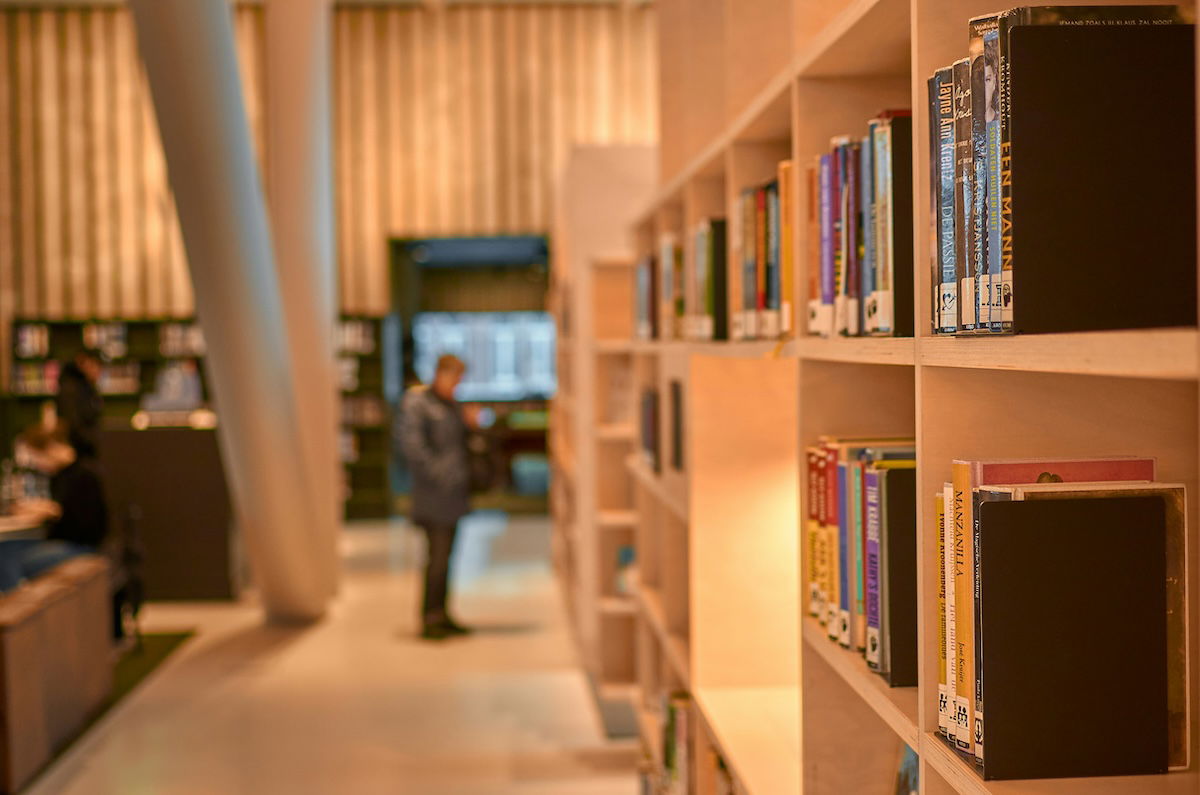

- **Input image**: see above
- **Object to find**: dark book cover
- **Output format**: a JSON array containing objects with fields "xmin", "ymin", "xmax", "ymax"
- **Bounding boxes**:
[
  {"xmin": 669, "ymin": 380, "xmax": 683, "ymax": 472},
  {"xmin": 996, "ymin": 6, "xmax": 1188, "ymax": 333},
  {"xmin": 977, "ymin": 497, "xmax": 1168, "ymax": 779},
  {"xmin": 845, "ymin": 144, "xmax": 861, "ymax": 336},
  {"xmin": 709, "ymin": 219, "xmax": 728, "ymax": 341},
  {"xmin": 880, "ymin": 466, "xmax": 917, "ymax": 687}
]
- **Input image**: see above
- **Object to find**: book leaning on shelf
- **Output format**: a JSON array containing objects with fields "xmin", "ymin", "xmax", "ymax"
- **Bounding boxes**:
[
  {"xmin": 806, "ymin": 436, "xmax": 918, "ymax": 687},
  {"xmin": 806, "ymin": 112, "xmax": 913, "ymax": 338},
  {"xmin": 927, "ymin": 5, "xmax": 1195, "ymax": 336},
  {"xmin": 934, "ymin": 455, "xmax": 1189, "ymax": 780}
]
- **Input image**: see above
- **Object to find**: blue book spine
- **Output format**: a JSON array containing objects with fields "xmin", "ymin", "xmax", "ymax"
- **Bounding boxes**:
[
  {"xmin": 865, "ymin": 468, "xmax": 882, "ymax": 670},
  {"xmin": 970, "ymin": 30, "xmax": 990, "ymax": 333},
  {"xmin": 742, "ymin": 190, "xmax": 757, "ymax": 339},
  {"xmin": 984, "ymin": 27, "xmax": 1003, "ymax": 333},
  {"xmin": 818, "ymin": 154, "xmax": 834, "ymax": 336},
  {"xmin": 837, "ymin": 461, "xmax": 851, "ymax": 647},
  {"xmin": 934, "ymin": 67, "xmax": 958, "ymax": 334},
  {"xmin": 861, "ymin": 129, "xmax": 877, "ymax": 334}
]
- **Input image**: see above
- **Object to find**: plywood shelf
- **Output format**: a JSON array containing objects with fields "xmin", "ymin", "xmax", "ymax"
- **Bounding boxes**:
[
  {"xmin": 919, "ymin": 328, "xmax": 1198, "ymax": 381},
  {"xmin": 597, "ymin": 422, "xmax": 636, "ymax": 441},
  {"xmin": 797, "ymin": 335, "xmax": 916, "ymax": 366},
  {"xmin": 635, "ymin": 585, "xmax": 691, "ymax": 690},
  {"xmin": 626, "ymin": 454, "xmax": 689, "ymax": 521},
  {"xmin": 801, "ymin": 618, "xmax": 919, "ymax": 750},
  {"xmin": 600, "ymin": 596, "xmax": 638, "ymax": 616},
  {"xmin": 694, "ymin": 686, "xmax": 801, "ymax": 795},
  {"xmin": 797, "ymin": 0, "xmax": 911, "ymax": 78},
  {"xmin": 594, "ymin": 339, "xmax": 635, "ymax": 354},
  {"xmin": 597, "ymin": 509, "xmax": 637, "ymax": 529},
  {"xmin": 920, "ymin": 732, "xmax": 1200, "ymax": 795}
]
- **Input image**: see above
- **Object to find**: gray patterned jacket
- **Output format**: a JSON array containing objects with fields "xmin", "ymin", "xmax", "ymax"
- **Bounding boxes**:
[{"xmin": 399, "ymin": 386, "xmax": 470, "ymax": 526}]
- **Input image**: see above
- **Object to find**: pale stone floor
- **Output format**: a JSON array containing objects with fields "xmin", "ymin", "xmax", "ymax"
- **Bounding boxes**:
[{"xmin": 27, "ymin": 514, "xmax": 638, "ymax": 795}]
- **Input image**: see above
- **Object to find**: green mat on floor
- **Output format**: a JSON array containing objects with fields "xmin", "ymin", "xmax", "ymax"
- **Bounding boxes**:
[{"xmin": 26, "ymin": 632, "xmax": 193, "ymax": 792}]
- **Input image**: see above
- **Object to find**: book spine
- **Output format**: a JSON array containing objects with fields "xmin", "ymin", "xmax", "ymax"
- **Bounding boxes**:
[
  {"xmin": 729, "ymin": 196, "xmax": 744, "ymax": 340},
  {"xmin": 995, "ymin": 9, "xmax": 1019, "ymax": 333},
  {"xmin": 765, "ymin": 181, "xmax": 782, "ymax": 338},
  {"xmin": 875, "ymin": 119, "xmax": 895, "ymax": 335},
  {"xmin": 817, "ymin": 155, "xmax": 835, "ymax": 337},
  {"xmin": 927, "ymin": 76, "xmax": 941, "ymax": 335},
  {"xmin": 779, "ymin": 161, "xmax": 795, "ymax": 336},
  {"xmin": 755, "ymin": 186, "xmax": 768, "ymax": 338},
  {"xmin": 861, "ymin": 128, "xmax": 878, "ymax": 334},
  {"xmin": 984, "ymin": 25, "xmax": 1002, "ymax": 333},
  {"xmin": 806, "ymin": 448, "xmax": 822, "ymax": 616},
  {"xmin": 933, "ymin": 68, "xmax": 958, "ymax": 334},
  {"xmin": 865, "ymin": 468, "xmax": 882, "ymax": 670},
  {"xmin": 952, "ymin": 58, "xmax": 975, "ymax": 333},
  {"xmin": 806, "ymin": 162, "xmax": 821, "ymax": 335},
  {"xmin": 635, "ymin": 258, "xmax": 649, "ymax": 339},
  {"xmin": 826, "ymin": 446, "xmax": 840, "ymax": 637},
  {"xmin": 837, "ymin": 460, "xmax": 851, "ymax": 647},
  {"xmin": 711, "ymin": 220, "xmax": 728, "ymax": 341},
  {"xmin": 831, "ymin": 139, "xmax": 848, "ymax": 336},
  {"xmin": 942, "ymin": 482, "xmax": 957, "ymax": 740},
  {"xmin": 853, "ymin": 460, "xmax": 866, "ymax": 650},
  {"xmin": 659, "ymin": 237, "xmax": 674, "ymax": 341},
  {"xmin": 673, "ymin": 242, "xmax": 685, "ymax": 339},
  {"xmin": 936, "ymin": 490, "xmax": 949, "ymax": 736},
  {"xmin": 814, "ymin": 445, "xmax": 829, "ymax": 623},
  {"xmin": 951, "ymin": 462, "xmax": 974, "ymax": 754},
  {"xmin": 845, "ymin": 143, "xmax": 861, "ymax": 336},
  {"xmin": 970, "ymin": 21, "xmax": 993, "ymax": 334},
  {"xmin": 744, "ymin": 190, "xmax": 759, "ymax": 339}
]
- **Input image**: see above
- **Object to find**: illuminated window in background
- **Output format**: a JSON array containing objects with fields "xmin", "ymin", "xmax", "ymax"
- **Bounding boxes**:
[{"xmin": 411, "ymin": 312, "xmax": 556, "ymax": 402}]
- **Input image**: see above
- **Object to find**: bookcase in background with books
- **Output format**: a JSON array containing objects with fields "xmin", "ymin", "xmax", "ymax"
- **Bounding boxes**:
[
  {"xmin": 550, "ymin": 146, "xmax": 657, "ymax": 731},
  {"xmin": 337, "ymin": 315, "xmax": 399, "ymax": 520},
  {"xmin": 611, "ymin": 0, "xmax": 1200, "ymax": 793}
]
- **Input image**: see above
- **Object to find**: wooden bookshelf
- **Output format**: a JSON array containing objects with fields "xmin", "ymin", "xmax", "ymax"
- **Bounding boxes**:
[
  {"xmin": 572, "ymin": 0, "xmax": 1200, "ymax": 792},
  {"xmin": 550, "ymin": 146, "xmax": 657, "ymax": 726}
]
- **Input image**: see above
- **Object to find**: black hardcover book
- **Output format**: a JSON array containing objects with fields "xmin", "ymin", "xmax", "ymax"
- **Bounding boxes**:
[
  {"xmin": 710, "ymin": 219, "xmax": 729, "ymax": 341},
  {"xmin": 880, "ymin": 467, "xmax": 917, "ymax": 687},
  {"xmin": 885, "ymin": 114, "xmax": 914, "ymax": 338},
  {"xmin": 669, "ymin": 380, "xmax": 683, "ymax": 472},
  {"xmin": 977, "ymin": 497, "xmax": 1168, "ymax": 780},
  {"xmin": 999, "ymin": 12, "xmax": 1194, "ymax": 333}
]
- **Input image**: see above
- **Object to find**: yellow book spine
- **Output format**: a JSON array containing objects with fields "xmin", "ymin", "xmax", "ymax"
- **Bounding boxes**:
[
  {"xmin": 951, "ymin": 462, "xmax": 974, "ymax": 754},
  {"xmin": 779, "ymin": 160, "xmax": 795, "ymax": 335},
  {"xmin": 936, "ymin": 491, "xmax": 949, "ymax": 737}
]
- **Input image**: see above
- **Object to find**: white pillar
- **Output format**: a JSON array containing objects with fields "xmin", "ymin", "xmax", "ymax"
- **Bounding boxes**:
[
  {"xmin": 128, "ymin": 0, "xmax": 329, "ymax": 621},
  {"xmin": 264, "ymin": 0, "xmax": 341, "ymax": 597}
]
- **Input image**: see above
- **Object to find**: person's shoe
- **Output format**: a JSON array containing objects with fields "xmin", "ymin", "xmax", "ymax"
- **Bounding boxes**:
[
  {"xmin": 440, "ymin": 618, "xmax": 473, "ymax": 636},
  {"xmin": 420, "ymin": 623, "xmax": 453, "ymax": 641}
]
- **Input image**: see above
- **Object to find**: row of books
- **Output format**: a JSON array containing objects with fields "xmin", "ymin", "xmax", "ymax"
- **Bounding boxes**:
[
  {"xmin": 634, "ymin": 160, "xmax": 797, "ymax": 344},
  {"xmin": 337, "ymin": 319, "xmax": 377, "ymax": 355},
  {"xmin": 639, "ymin": 383, "xmax": 685, "ymax": 476},
  {"xmin": 805, "ymin": 436, "xmax": 917, "ymax": 687},
  {"xmin": 341, "ymin": 395, "xmax": 387, "ymax": 428},
  {"xmin": 661, "ymin": 692, "xmax": 689, "ymax": 795},
  {"xmin": 805, "ymin": 112, "xmax": 914, "ymax": 338},
  {"xmin": 936, "ymin": 455, "xmax": 1187, "ymax": 780},
  {"xmin": 82, "ymin": 322, "xmax": 128, "ymax": 359},
  {"xmin": 11, "ymin": 361, "xmax": 141, "ymax": 396},
  {"xmin": 14, "ymin": 324, "xmax": 50, "ymax": 359},
  {"xmin": 159, "ymin": 323, "xmax": 206, "ymax": 357},
  {"xmin": 338, "ymin": 356, "xmax": 362, "ymax": 393},
  {"xmin": 928, "ymin": 5, "xmax": 1193, "ymax": 336}
]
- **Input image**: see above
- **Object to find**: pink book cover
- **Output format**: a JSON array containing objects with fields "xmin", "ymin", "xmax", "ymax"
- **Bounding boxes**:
[{"xmin": 970, "ymin": 456, "xmax": 1157, "ymax": 486}]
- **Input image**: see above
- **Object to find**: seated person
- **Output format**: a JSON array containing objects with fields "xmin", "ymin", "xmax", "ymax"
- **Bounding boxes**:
[{"xmin": 0, "ymin": 422, "xmax": 108, "ymax": 592}]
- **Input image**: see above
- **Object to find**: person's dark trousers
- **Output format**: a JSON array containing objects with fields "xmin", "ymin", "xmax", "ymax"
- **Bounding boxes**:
[{"xmin": 419, "ymin": 521, "xmax": 458, "ymax": 628}]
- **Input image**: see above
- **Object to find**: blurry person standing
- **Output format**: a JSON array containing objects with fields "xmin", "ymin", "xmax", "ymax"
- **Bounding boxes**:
[
  {"xmin": 57, "ymin": 349, "xmax": 103, "ymax": 460},
  {"xmin": 400, "ymin": 354, "xmax": 472, "ymax": 640}
]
